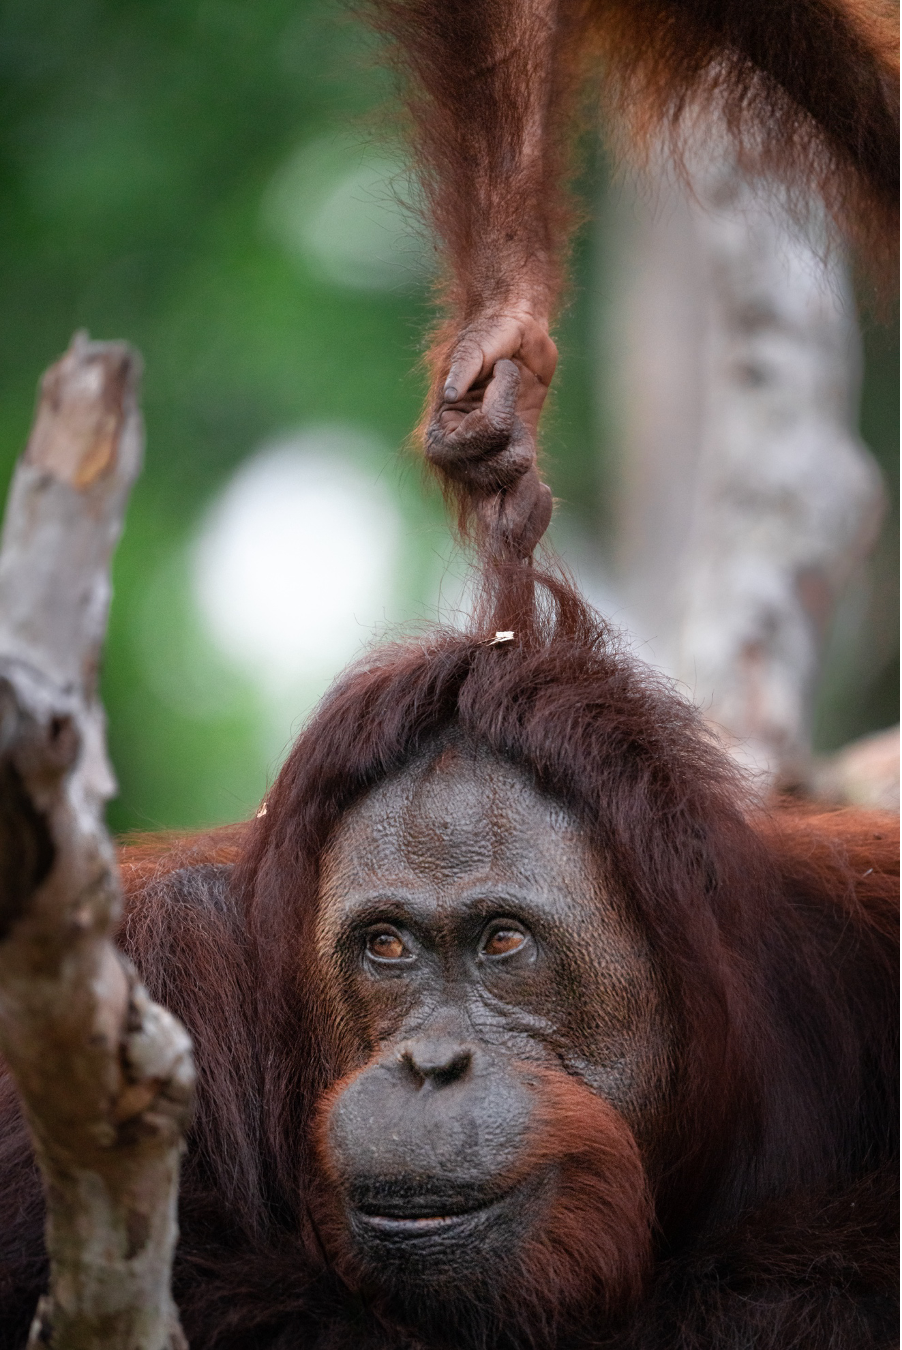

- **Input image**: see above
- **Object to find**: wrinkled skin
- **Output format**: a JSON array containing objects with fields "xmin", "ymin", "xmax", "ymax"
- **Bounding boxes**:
[
  {"xmin": 315, "ymin": 744, "xmax": 670, "ymax": 1290},
  {"xmin": 436, "ymin": 309, "xmax": 557, "ymax": 446},
  {"xmin": 426, "ymin": 331, "xmax": 557, "ymax": 554},
  {"xmin": 424, "ymin": 308, "xmax": 558, "ymax": 558}
]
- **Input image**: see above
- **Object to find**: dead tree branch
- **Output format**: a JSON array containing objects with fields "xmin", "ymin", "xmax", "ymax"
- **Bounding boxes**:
[
  {"xmin": 606, "ymin": 159, "xmax": 884, "ymax": 789},
  {"xmin": 0, "ymin": 334, "xmax": 194, "ymax": 1350}
]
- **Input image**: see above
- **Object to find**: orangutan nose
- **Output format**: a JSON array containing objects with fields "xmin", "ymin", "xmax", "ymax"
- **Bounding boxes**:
[{"xmin": 398, "ymin": 1041, "xmax": 473, "ymax": 1088}]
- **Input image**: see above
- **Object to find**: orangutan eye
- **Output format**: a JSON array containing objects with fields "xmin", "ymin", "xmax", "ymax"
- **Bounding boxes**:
[
  {"xmin": 481, "ymin": 926, "xmax": 528, "ymax": 958},
  {"xmin": 365, "ymin": 928, "xmax": 411, "ymax": 963}
]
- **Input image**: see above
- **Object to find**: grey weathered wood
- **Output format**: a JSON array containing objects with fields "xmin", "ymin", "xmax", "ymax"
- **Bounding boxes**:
[
  {"xmin": 0, "ymin": 333, "xmax": 194, "ymax": 1350},
  {"xmin": 809, "ymin": 724, "xmax": 900, "ymax": 811},
  {"xmin": 605, "ymin": 160, "xmax": 885, "ymax": 789}
]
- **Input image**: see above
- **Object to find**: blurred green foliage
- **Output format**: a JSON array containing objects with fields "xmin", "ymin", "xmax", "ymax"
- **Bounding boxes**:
[{"xmin": 0, "ymin": 0, "xmax": 896, "ymax": 831}]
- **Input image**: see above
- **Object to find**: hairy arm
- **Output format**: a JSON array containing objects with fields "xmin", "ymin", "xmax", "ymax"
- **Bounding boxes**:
[
  {"xmin": 381, "ymin": 0, "xmax": 584, "ymax": 385},
  {"xmin": 374, "ymin": 0, "xmax": 897, "ymax": 552},
  {"xmin": 374, "ymin": 0, "xmax": 590, "ymax": 550},
  {"xmin": 592, "ymin": 0, "xmax": 898, "ymax": 268}
]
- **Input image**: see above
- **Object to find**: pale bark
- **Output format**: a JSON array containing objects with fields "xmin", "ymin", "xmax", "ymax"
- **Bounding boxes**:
[
  {"xmin": 0, "ymin": 334, "xmax": 194, "ymax": 1350},
  {"xmin": 809, "ymin": 724, "xmax": 900, "ymax": 812},
  {"xmin": 605, "ymin": 161, "xmax": 885, "ymax": 788}
]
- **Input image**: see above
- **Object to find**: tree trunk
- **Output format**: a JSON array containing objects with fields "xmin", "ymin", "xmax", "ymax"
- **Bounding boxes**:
[
  {"xmin": 0, "ymin": 334, "xmax": 194, "ymax": 1350},
  {"xmin": 605, "ymin": 160, "xmax": 885, "ymax": 788}
]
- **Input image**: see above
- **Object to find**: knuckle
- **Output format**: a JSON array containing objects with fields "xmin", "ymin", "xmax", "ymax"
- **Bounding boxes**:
[{"xmin": 425, "ymin": 423, "xmax": 453, "ymax": 464}]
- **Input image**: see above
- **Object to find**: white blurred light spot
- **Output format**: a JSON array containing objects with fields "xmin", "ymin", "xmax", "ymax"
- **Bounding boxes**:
[
  {"xmin": 262, "ymin": 136, "xmax": 432, "ymax": 291},
  {"xmin": 192, "ymin": 430, "xmax": 401, "ymax": 694}
]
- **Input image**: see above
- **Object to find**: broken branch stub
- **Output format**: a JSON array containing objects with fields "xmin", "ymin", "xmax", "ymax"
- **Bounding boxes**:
[{"xmin": 0, "ymin": 333, "xmax": 194, "ymax": 1350}]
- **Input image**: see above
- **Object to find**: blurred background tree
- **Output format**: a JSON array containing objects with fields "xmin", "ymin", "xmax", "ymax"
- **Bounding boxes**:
[{"xmin": 0, "ymin": 0, "xmax": 896, "ymax": 831}]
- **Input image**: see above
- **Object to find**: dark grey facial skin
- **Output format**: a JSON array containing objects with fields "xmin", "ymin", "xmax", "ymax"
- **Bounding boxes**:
[{"xmin": 317, "ymin": 745, "xmax": 670, "ymax": 1273}]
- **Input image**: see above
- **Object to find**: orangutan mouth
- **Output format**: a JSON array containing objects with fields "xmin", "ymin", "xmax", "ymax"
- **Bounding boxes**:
[{"xmin": 350, "ymin": 1187, "xmax": 518, "ymax": 1245}]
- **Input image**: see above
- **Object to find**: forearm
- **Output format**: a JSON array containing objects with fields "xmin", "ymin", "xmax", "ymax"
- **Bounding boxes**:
[{"xmin": 376, "ymin": 0, "xmax": 586, "ymax": 393}]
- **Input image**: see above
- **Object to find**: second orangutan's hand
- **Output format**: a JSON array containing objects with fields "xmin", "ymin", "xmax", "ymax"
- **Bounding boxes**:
[
  {"xmin": 424, "ymin": 310, "xmax": 556, "ymax": 555},
  {"xmin": 425, "ymin": 355, "xmax": 555, "ymax": 557},
  {"xmin": 437, "ymin": 308, "xmax": 557, "ymax": 443}
]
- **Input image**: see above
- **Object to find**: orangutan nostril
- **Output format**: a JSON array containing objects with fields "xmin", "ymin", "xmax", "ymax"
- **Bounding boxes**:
[{"xmin": 399, "ymin": 1043, "xmax": 473, "ymax": 1088}]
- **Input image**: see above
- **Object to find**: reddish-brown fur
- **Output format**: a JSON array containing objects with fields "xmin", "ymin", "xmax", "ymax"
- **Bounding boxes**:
[
  {"xmin": 589, "ymin": 0, "xmax": 899, "ymax": 266},
  {"xmin": 0, "ymin": 563, "xmax": 895, "ymax": 1348},
  {"xmin": 363, "ymin": 0, "xmax": 899, "ymax": 569},
  {"xmin": 372, "ymin": 0, "xmax": 898, "ymax": 437},
  {"xmin": 0, "ymin": 7, "xmax": 895, "ymax": 1344}
]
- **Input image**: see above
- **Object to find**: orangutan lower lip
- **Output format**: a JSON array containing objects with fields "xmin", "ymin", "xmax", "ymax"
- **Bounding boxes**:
[
  {"xmin": 353, "ymin": 1191, "xmax": 510, "ymax": 1235},
  {"xmin": 362, "ymin": 1212, "xmax": 469, "ymax": 1231}
]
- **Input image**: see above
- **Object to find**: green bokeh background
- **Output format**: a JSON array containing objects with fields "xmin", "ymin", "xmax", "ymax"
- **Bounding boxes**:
[{"xmin": 0, "ymin": 0, "xmax": 897, "ymax": 833}]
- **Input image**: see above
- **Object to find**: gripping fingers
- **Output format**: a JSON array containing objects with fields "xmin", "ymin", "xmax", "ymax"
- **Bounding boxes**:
[
  {"xmin": 426, "ymin": 416, "xmax": 534, "ymax": 490},
  {"xmin": 426, "ymin": 368, "xmax": 534, "ymax": 493},
  {"xmin": 442, "ymin": 320, "xmax": 521, "ymax": 403},
  {"xmin": 426, "ymin": 360, "xmax": 523, "ymax": 474},
  {"xmin": 477, "ymin": 470, "xmax": 553, "ymax": 559},
  {"xmin": 428, "ymin": 329, "xmax": 555, "ymax": 555},
  {"xmin": 434, "ymin": 357, "xmax": 520, "ymax": 447},
  {"xmin": 480, "ymin": 359, "xmax": 520, "ymax": 431},
  {"xmin": 442, "ymin": 310, "xmax": 556, "ymax": 403}
]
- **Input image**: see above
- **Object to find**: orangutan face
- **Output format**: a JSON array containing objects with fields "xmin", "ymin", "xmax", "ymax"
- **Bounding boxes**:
[{"xmin": 312, "ymin": 745, "xmax": 668, "ymax": 1327}]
